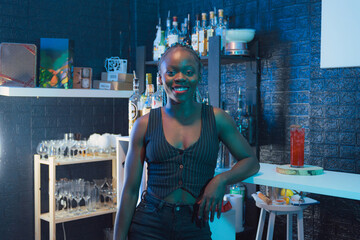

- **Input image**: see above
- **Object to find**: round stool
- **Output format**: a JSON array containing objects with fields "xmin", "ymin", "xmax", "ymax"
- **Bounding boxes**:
[{"xmin": 252, "ymin": 193, "xmax": 308, "ymax": 240}]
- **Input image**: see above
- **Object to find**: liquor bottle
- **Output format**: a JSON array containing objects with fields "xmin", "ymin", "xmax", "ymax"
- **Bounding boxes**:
[
  {"xmin": 129, "ymin": 71, "xmax": 141, "ymax": 135},
  {"xmin": 241, "ymin": 105, "xmax": 250, "ymax": 141},
  {"xmin": 168, "ymin": 16, "xmax": 180, "ymax": 46},
  {"xmin": 199, "ymin": 13, "xmax": 208, "ymax": 56},
  {"xmin": 215, "ymin": 9, "xmax": 226, "ymax": 53},
  {"xmin": 191, "ymin": 14, "xmax": 200, "ymax": 53},
  {"xmin": 183, "ymin": 13, "xmax": 191, "ymax": 45},
  {"xmin": 235, "ymin": 87, "xmax": 244, "ymax": 131},
  {"xmin": 151, "ymin": 73, "xmax": 164, "ymax": 109},
  {"xmin": 180, "ymin": 23, "xmax": 186, "ymax": 43},
  {"xmin": 153, "ymin": 18, "xmax": 161, "ymax": 61},
  {"xmin": 140, "ymin": 73, "xmax": 154, "ymax": 116},
  {"xmin": 158, "ymin": 31, "xmax": 166, "ymax": 59},
  {"xmin": 248, "ymin": 105, "xmax": 256, "ymax": 145},
  {"xmin": 165, "ymin": 11, "xmax": 171, "ymax": 47},
  {"xmin": 207, "ymin": 11, "xmax": 216, "ymax": 53}
]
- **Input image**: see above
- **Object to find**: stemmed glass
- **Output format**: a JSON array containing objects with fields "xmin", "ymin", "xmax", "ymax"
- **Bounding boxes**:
[
  {"xmin": 73, "ymin": 179, "xmax": 84, "ymax": 215},
  {"xmin": 79, "ymin": 140, "xmax": 87, "ymax": 158},
  {"xmin": 105, "ymin": 178, "xmax": 116, "ymax": 209},
  {"xmin": 55, "ymin": 181, "xmax": 64, "ymax": 216},
  {"xmin": 93, "ymin": 178, "xmax": 107, "ymax": 208},
  {"xmin": 36, "ymin": 141, "xmax": 48, "ymax": 159},
  {"xmin": 83, "ymin": 181, "xmax": 94, "ymax": 212},
  {"xmin": 47, "ymin": 140, "xmax": 57, "ymax": 158}
]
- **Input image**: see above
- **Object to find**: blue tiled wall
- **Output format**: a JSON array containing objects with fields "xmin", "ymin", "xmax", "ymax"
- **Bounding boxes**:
[
  {"xmin": 0, "ymin": 0, "xmax": 130, "ymax": 239},
  {"xmin": 154, "ymin": 0, "xmax": 360, "ymax": 239}
]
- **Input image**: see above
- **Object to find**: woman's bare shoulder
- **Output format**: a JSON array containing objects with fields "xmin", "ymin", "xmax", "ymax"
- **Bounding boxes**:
[{"xmin": 130, "ymin": 112, "xmax": 150, "ymax": 143}]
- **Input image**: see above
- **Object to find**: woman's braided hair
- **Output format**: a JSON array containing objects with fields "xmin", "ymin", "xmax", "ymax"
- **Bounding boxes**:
[{"xmin": 157, "ymin": 42, "xmax": 203, "ymax": 74}]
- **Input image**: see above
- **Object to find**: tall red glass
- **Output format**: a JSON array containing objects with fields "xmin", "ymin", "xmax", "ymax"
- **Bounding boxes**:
[{"xmin": 290, "ymin": 125, "xmax": 305, "ymax": 168}]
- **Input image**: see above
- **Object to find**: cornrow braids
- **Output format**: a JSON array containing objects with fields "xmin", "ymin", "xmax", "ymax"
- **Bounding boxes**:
[{"xmin": 157, "ymin": 42, "xmax": 203, "ymax": 73}]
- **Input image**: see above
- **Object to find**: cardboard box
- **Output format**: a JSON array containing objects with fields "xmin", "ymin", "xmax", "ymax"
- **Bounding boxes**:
[
  {"xmin": 38, "ymin": 38, "xmax": 73, "ymax": 88},
  {"xmin": 93, "ymin": 80, "xmax": 132, "ymax": 90},
  {"xmin": 101, "ymin": 72, "xmax": 132, "ymax": 82},
  {"xmin": 73, "ymin": 67, "xmax": 92, "ymax": 89}
]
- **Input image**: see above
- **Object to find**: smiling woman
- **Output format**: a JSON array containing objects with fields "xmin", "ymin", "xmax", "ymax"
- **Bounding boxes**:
[{"xmin": 114, "ymin": 43, "xmax": 259, "ymax": 240}]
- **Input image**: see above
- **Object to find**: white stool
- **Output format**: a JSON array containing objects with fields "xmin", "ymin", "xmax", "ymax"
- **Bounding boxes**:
[{"xmin": 252, "ymin": 193, "xmax": 309, "ymax": 240}]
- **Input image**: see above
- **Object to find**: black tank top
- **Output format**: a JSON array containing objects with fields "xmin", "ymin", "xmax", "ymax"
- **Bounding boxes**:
[{"xmin": 144, "ymin": 104, "xmax": 219, "ymax": 199}]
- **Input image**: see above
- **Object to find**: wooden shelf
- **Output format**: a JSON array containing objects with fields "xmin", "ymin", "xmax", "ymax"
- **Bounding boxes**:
[
  {"xmin": 145, "ymin": 55, "xmax": 256, "ymax": 66},
  {"xmin": 0, "ymin": 86, "xmax": 132, "ymax": 98},
  {"xmin": 39, "ymin": 155, "xmax": 116, "ymax": 166},
  {"xmin": 40, "ymin": 207, "xmax": 117, "ymax": 224}
]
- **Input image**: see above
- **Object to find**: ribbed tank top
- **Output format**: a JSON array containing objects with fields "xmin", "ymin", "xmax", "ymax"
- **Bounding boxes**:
[{"xmin": 144, "ymin": 104, "xmax": 219, "ymax": 199}]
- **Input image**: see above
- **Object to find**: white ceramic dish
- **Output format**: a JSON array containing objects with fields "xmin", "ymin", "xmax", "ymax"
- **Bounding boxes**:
[{"xmin": 226, "ymin": 29, "xmax": 256, "ymax": 43}]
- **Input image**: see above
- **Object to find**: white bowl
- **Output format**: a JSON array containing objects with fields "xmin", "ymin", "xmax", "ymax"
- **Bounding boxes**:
[{"xmin": 226, "ymin": 29, "xmax": 256, "ymax": 43}]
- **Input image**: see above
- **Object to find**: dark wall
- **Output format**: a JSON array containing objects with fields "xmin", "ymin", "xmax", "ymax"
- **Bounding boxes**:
[
  {"xmin": 154, "ymin": 0, "xmax": 360, "ymax": 239},
  {"xmin": 0, "ymin": 0, "xmax": 129, "ymax": 239}
]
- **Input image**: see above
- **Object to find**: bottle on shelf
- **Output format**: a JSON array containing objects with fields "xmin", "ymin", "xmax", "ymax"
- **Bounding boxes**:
[
  {"xmin": 158, "ymin": 31, "xmax": 166, "ymax": 59},
  {"xmin": 215, "ymin": 9, "xmax": 226, "ymax": 53},
  {"xmin": 207, "ymin": 11, "xmax": 216, "ymax": 53},
  {"xmin": 151, "ymin": 73, "xmax": 164, "ymax": 109},
  {"xmin": 199, "ymin": 12, "xmax": 208, "ymax": 56},
  {"xmin": 165, "ymin": 11, "xmax": 171, "ymax": 47},
  {"xmin": 235, "ymin": 87, "xmax": 244, "ymax": 132},
  {"xmin": 128, "ymin": 71, "xmax": 141, "ymax": 135},
  {"xmin": 180, "ymin": 22, "xmax": 186, "ymax": 43},
  {"xmin": 140, "ymin": 73, "xmax": 154, "ymax": 116},
  {"xmin": 153, "ymin": 18, "xmax": 162, "ymax": 61},
  {"xmin": 191, "ymin": 14, "xmax": 200, "ymax": 53},
  {"xmin": 183, "ymin": 14, "xmax": 191, "ymax": 45},
  {"xmin": 168, "ymin": 16, "xmax": 180, "ymax": 46},
  {"xmin": 241, "ymin": 105, "xmax": 250, "ymax": 141},
  {"xmin": 248, "ymin": 105, "xmax": 256, "ymax": 145}
]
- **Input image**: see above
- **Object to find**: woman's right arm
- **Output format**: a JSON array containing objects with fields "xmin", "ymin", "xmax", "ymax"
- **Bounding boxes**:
[{"xmin": 113, "ymin": 115, "xmax": 149, "ymax": 240}]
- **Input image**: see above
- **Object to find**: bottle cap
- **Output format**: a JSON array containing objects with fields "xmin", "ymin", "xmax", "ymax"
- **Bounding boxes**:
[
  {"xmin": 173, "ymin": 16, "xmax": 178, "ymax": 22},
  {"xmin": 209, "ymin": 11, "xmax": 214, "ymax": 19},
  {"xmin": 201, "ymin": 13, "xmax": 207, "ymax": 20},
  {"xmin": 146, "ymin": 73, "xmax": 152, "ymax": 84},
  {"xmin": 218, "ymin": 9, "xmax": 224, "ymax": 17}
]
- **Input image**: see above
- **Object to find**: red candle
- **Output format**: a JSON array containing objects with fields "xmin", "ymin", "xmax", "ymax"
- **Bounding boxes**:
[{"xmin": 290, "ymin": 125, "xmax": 305, "ymax": 168}]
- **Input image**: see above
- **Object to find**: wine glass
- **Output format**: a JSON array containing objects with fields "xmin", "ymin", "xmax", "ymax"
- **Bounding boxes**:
[
  {"xmin": 47, "ymin": 140, "xmax": 56, "ymax": 158},
  {"xmin": 73, "ymin": 179, "xmax": 84, "ymax": 215},
  {"xmin": 36, "ymin": 141, "xmax": 48, "ymax": 159},
  {"xmin": 93, "ymin": 178, "xmax": 107, "ymax": 208},
  {"xmin": 83, "ymin": 181, "xmax": 94, "ymax": 212},
  {"xmin": 79, "ymin": 140, "xmax": 87, "ymax": 158}
]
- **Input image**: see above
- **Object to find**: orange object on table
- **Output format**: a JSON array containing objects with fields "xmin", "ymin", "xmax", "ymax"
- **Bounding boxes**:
[{"xmin": 290, "ymin": 125, "xmax": 305, "ymax": 168}]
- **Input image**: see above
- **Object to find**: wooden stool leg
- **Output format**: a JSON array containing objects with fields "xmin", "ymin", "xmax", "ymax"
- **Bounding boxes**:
[
  {"xmin": 256, "ymin": 208, "xmax": 266, "ymax": 240},
  {"xmin": 266, "ymin": 212, "xmax": 276, "ymax": 240},
  {"xmin": 287, "ymin": 214, "xmax": 293, "ymax": 240},
  {"xmin": 297, "ymin": 211, "xmax": 304, "ymax": 240}
]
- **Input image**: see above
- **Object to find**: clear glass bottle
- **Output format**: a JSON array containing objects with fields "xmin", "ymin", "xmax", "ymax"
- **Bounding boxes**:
[
  {"xmin": 199, "ymin": 13, "xmax": 208, "ymax": 56},
  {"xmin": 151, "ymin": 73, "xmax": 164, "ymax": 109},
  {"xmin": 191, "ymin": 14, "xmax": 200, "ymax": 53},
  {"xmin": 207, "ymin": 11, "xmax": 216, "ymax": 53},
  {"xmin": 168, "ymin": 16, "xmax": 180, "ymax": 46},
  {"xmin": 153, "ymin": 18, "xmax": 162, "ymax": 61},
  {"xmin": 248, "ymin": 105, "xmax": 256, "ymax": 145},
  {"xmin": 235, "ymin": 87, "xmax": 244, "ymax": 132},
  {"xmin": 158, "ymin": 31, "xmax": 166, "ymax": 59},
  {"xmin": 128, "ymin": 72, "xmax": 141, "ymax": 135},
  {"xmin": 215, "ymin": 9, "xmax": 226, "ymax": 53},
  {"xmin": 165, "ymin": 13, "xmax": 171, "ymax": 47},
  {"xmin": 140, "ymin": 73, "xmax": 154, "ymax": 116},
  {"xmin": 183, "ymin": 13, "xmax": 191, "ymax": 46}
]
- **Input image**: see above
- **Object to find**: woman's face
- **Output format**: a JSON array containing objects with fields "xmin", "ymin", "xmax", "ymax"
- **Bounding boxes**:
[{"xmin": 160, "ymin": 47, "xmax": 200, "ymax": 104}]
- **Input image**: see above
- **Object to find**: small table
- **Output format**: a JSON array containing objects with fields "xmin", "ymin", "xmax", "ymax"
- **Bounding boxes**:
[{"xmin": 242, "ymin": 163, "xmax": 360, "ymax": 200}]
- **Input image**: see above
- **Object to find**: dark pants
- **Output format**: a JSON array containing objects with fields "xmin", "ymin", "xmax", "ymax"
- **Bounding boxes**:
[{"xmin": 128, "ymin": 191, "xmax": 212, "ymax": 240}]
